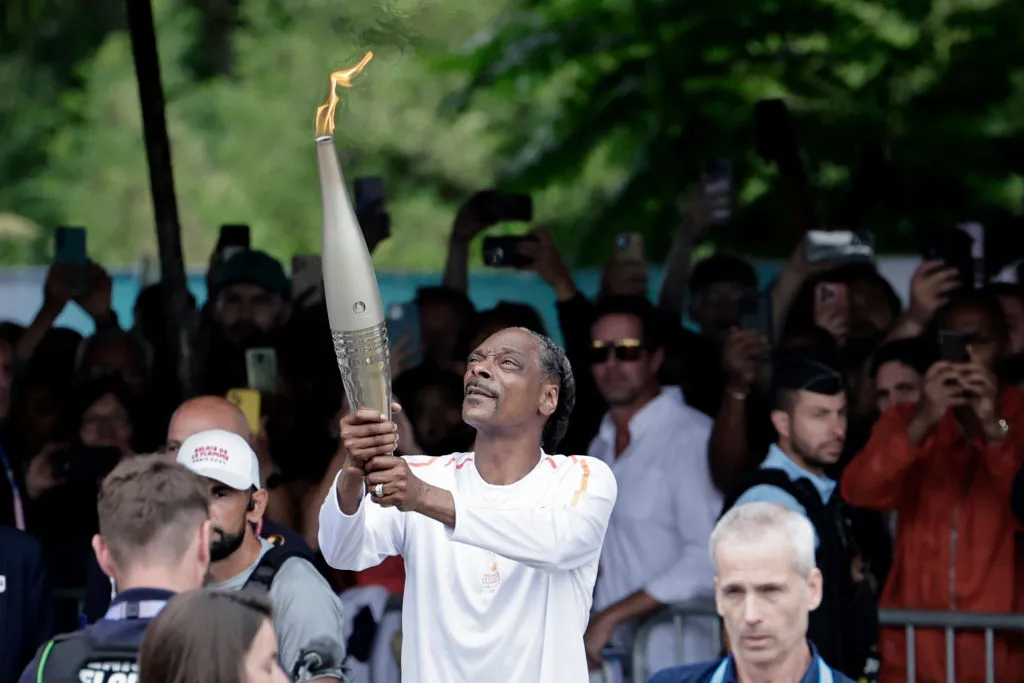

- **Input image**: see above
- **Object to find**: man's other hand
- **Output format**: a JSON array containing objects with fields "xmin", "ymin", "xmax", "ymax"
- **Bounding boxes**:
[{"xmin": 364, "ymin": 455, "xmax": 426, "ymax": 512}]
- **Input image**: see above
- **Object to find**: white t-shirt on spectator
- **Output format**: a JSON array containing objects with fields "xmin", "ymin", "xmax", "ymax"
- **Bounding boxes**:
[{"xmin": 318, "ymin": 451, "xmax": 617, "ymax": 683}]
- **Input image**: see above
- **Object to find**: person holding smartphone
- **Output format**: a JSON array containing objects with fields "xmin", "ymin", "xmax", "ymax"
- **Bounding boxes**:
[{"xmin": 842, "ymin": 289, "xmax": 1024, "ymax": 683}]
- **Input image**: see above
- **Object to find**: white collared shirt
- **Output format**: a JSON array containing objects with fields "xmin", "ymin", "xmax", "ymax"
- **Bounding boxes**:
[{"xmin": 588, "ymin": 388, "xmax": 722, "ymax": 665}]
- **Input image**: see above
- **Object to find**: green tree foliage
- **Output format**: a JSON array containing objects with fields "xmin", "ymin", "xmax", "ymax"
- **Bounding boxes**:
[
  {"xmin": 2, "ymin": 0, "xmax": 1023, "ymax": 269},
  {"xmin": 450, "ymin": 0, "xmax": 1024, "ymax": 263},
  {"xmin": 0, "ymin": 0, "xmax": 514, "ymax": 268}
]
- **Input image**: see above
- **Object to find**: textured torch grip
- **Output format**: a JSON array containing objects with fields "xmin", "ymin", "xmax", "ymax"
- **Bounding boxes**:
[{"xmin": 332, "ymin": 322, "xmax": 393, "ymax": 419}]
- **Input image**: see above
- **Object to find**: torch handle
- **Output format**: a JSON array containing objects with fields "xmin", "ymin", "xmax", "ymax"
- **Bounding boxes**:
[{"xmin": 332, "ymin": 322, "xmax": 393, "ymax": 419}]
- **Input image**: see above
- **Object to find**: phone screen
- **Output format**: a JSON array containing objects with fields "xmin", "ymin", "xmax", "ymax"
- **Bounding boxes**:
[
  {"xmin": 245, "ymin": 348, "xmax": 278, "ymax": 394},
  {"xmin": 702, "ymin": 159, "xmax": 733, "ymax": 223},
  {"xmin": 54, "ymin": 227, "xmax": 87, "ymax": 265},
  {"xmin": 739, "ymin": 292, "xmax": 772, "ymax": 356},
  {"xmin": 614, "ymin": 233, "xmax": 644, "ymax": 261},
  {"xmin": 939, "ymin": 330, "xmax": 970, "ymax": 363},
  {"xmin": 482, "ymin": 236, "xmax": 536, "ymax": 268}
]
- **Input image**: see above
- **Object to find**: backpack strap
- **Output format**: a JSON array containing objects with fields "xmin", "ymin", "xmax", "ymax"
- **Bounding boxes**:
[{"xmin": 244, "ymin": 546, "xmax": 307, "ymax": 592}]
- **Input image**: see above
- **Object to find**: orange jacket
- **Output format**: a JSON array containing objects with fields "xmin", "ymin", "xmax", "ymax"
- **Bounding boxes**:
[{"xmin": 841, "ymin": 390, "xmax": 1024, "ymax": 683}]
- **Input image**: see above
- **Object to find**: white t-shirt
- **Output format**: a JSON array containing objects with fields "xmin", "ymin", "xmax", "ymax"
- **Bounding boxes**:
[{"xmin": 318, "ymin": 452, "xmax": 617, "ymax": 683}]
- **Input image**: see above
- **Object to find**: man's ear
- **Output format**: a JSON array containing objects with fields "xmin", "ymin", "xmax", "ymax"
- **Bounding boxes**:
[
  {"xmin": 197, "ymin": 520, "xmax": 212, "ymax": 570},
  {"xmin": 247, "ymin": 489, "xmax": 269, "ymax": 525},
  {"xmin": 806, "ymin": 567, "xmax": 823, "ymax": 612},
  {"xmin": 651, "ymin": 347, "xmax": 665, "ymax": 374},
  {"xmin": 770, "ymin": 409, "xmax": 791, "ymax": 441},
  {"xmin": 93, "ymin": 534, "xmax": 117, "ymax": 580},
  {"xmin": 539, "ymin": 381, "xmax": 558, "ymax": 418}
]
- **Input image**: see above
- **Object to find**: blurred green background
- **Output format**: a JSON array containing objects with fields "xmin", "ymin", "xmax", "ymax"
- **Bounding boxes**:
[{"xmin": 1, "ymin": 0, "xmax": 1023, "ymax": 270}]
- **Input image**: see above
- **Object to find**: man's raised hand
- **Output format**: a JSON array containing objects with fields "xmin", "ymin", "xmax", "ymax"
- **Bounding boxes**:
[{"xmin": 339, "ymin": 403, "xmax": 403, "ymax": 474}]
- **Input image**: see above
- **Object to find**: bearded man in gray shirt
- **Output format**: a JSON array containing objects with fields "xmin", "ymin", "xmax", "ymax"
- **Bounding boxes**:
[{"xmin": 177, "ymin": 428, "xmax": 347, "ymax": 682}]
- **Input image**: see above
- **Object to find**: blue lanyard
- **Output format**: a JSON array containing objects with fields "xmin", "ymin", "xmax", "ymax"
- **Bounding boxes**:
[
  {"xmin": 710, "ymin": 655, "xmax": 834, "ymax": 683},
  {"xmin": 0, "ymin": 442, "xmax": 25, "ymax": 531}
]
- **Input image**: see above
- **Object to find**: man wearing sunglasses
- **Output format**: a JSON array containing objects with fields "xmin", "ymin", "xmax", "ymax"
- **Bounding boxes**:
[{"xmin": 584, "ymin": 295, "xmax": 723, "ymax": 680}]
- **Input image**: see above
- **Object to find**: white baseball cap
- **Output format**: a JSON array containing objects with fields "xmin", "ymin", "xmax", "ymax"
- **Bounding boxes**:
[{"xmin": 176, "ymin": 429, "xmax": 261, "ymax": 491}]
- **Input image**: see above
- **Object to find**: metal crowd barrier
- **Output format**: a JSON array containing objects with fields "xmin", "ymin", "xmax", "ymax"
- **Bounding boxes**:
[
  {"xmin": 631, "ymin": 599, "xmax": 719, "ymax": 683},
  {"xmin": 877, "ymin": 609, "xmax": 1024, "ymax": 683}
]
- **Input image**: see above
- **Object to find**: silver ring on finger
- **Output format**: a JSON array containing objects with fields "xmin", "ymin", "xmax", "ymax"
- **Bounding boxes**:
[{"xmin": 373, "ymin": 483, "xmax": 384, "ymax": 498}]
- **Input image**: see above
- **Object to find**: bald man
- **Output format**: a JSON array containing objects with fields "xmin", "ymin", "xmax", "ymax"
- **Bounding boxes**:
[
  {"xmin": 82, "ymin": 395, "xmax": 313, "ymax": 624},
  {"xmin": 166, "ymin": 395, "xmax": 253, "ymax": 452}
]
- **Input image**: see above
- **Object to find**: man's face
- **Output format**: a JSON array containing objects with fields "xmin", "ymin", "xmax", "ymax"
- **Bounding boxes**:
[
  {"xmin": 715, "ymin": 531, "xmax": 821, "ymax": 668},
  {"xmin": 775, "ymin": 391, "xmax": 847, "ymax": 470},
  {"xmin": 204, "ymin": 478, "xmax": 251, "ymax": 562},
  {"xmin": 0, "ymin": 340, "xmax": 12, "ymax": 421},
  {"xmin": 693, "ymin": 281, "xmax": 754, "ymax": 341},
  {"xmin": 997, "ymin": 294, "xmax": 1024, "ymax": 356},
  {"xmin": 590, "ymin": 313, "xmax": 661, "ymax": 407},
  {"xmin": 945, "ymin": 304, "xmax": 1004, "ymax": 370},
  {"xmin": 462, "ymin": 329, "xmax": 557, "ymax": 433},
  {"xmin": 874, "ymin": 361, "xmax": 922, "ymax": 414},
  {"xmin": 217, "ymin": 283, "xmax": 285, "ymax": 346},
  {"xmin": 82, "ymin": 338, "xmax": 147, "ymax": 394}
]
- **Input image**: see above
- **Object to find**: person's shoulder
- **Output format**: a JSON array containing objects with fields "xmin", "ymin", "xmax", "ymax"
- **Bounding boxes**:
[
  {"xmin": 647, "ymin": 660, "xmax": 718, "ymax": 683},
  {"xmin": 549, "ymin": 453, "xmax": 614, "ymax": 479},
  {"xmin": 274, "ymin": 553, "xmax": 335, "ymax": 592},
  {"xmin": 0, "ymin": 525, "xmax": 42, "ymax": 557},
  {"xmin": 653, "ymin": 389, "xmax": 712, "ymax": 441},
  {"xmin": 733, "ymin": 482, "xmax": 808, "ymax": 516}
]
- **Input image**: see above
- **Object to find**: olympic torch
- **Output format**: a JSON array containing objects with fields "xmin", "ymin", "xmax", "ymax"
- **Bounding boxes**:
[{"xmin": 314, "ymin": 52, "xmax": 391, "ymax": 418}]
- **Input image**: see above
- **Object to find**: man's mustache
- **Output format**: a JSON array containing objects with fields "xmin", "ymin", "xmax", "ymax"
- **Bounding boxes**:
[{"xmin": 464, "ymin": 380, "xmax": 498, "ymax": 398}]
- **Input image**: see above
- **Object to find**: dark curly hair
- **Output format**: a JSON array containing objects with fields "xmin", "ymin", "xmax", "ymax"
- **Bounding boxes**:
[{"xmin": 515, "ymin": 328, "xmax": 575, "ymax": 451}]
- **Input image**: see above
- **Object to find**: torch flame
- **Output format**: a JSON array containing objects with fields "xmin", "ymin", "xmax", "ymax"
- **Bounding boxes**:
[{"xmin": 315, "ymin": 51, "xmax": 375, "ymax": 138}]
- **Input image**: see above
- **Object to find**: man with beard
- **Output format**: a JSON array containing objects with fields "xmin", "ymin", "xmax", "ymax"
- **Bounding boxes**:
[
  {"xmin": 581, "ymin": 296, "xmax": 722, "ymax": 678},
  {"xmin": 319, "ymin": 327, "xmax": 617, "ymax": 683},
  {"xmin": 199, "ymin": 250, "xmax": 291, "ymax": 395},
  {"xmin": 177, "ymin": 429, "xmax": 346, "ymax": 683},
  {"xmin": 215, "ymin": 250, "xmax": 291, "ymax": 346},
  {"xmin": 720, "ymin": 349, "xmax": 876, "ymax": 679}
]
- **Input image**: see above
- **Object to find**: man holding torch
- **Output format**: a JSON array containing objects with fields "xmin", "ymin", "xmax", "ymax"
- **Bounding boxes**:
[
  {"xmin": 318, "ymin": 327, "xmax": 617, "ymax": 683},
  {"xmin": 313, "ymin": 54, "xmax": 615, "ymax": 683}
]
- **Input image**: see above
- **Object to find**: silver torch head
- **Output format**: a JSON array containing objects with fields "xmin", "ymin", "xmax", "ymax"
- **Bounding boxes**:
[{"xmin": 315, "ymin": 135, "xmax": 391, "ymax": 418}]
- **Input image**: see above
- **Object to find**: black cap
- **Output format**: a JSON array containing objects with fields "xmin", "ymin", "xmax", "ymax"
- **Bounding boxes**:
[{"xmin": 771, "ymin": 346, "xmax": 845, "ymax": 404}]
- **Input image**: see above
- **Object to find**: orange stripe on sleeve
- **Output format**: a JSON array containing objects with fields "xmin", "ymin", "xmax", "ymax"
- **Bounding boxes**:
[
  {"xmin": 409, "ymin": 458, "xmax": 440, "ymax": 468},
  {"xmin": 570, "ymin": 459, "xmax": 591, "ymax": 507}
]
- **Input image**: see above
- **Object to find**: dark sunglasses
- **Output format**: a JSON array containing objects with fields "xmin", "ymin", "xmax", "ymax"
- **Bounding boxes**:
[{"xmin": 589, "ymin": 338, "xmax": 645, "ymax": 364}]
